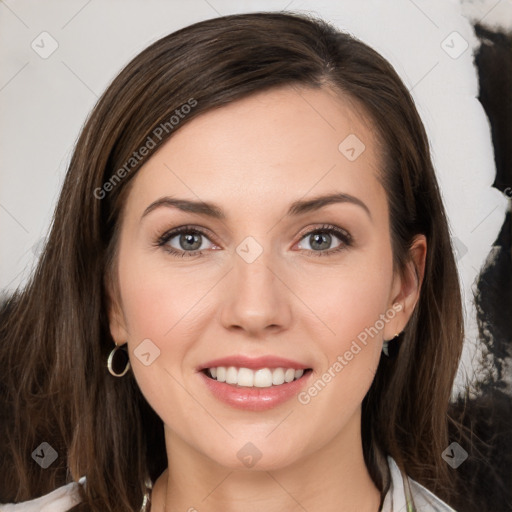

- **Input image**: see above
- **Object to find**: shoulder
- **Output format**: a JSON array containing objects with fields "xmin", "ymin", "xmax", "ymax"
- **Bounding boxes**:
[
  {"xmin": 0, "ymin": 477, "xmax": 152, "ymax": 512},
  {"xmin": 0, "ymin": 477, "xmax": 85, "ymax": 512},
  {"xmin": 382, "ymin": 456, "xmax": 457, "ymax": 512}
]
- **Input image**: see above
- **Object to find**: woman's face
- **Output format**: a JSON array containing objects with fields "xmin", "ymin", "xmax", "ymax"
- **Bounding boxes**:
[{"xmin": 108, "ymin": 85, "xmax": 424, "ymax": 471}]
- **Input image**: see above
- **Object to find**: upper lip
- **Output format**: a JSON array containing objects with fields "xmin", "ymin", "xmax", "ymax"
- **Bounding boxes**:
[{"xmin": 198, "ymin": 355, "xmax": 310, "ymax": 372}]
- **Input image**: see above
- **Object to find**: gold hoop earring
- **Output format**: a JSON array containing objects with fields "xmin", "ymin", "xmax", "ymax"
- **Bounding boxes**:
[{"xmin": 107, "ymin": 343, "xmax": 131, "ymax": 377}]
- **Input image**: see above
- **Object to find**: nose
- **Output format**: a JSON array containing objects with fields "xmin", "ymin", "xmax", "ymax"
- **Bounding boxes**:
[{"xmin": 219, "ymin": 244, "xmax": 292, "ymax": 337}]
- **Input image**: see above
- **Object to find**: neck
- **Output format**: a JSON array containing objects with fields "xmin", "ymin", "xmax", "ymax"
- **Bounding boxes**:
[{"xmin": 150, "ymin": 410, "xmax": 381, "ymax": 512}]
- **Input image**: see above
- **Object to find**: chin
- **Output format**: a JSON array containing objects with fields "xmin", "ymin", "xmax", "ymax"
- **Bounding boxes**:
[{"xmin": 201, "ymin": 441, "xmax": 304, "ymax": 472}]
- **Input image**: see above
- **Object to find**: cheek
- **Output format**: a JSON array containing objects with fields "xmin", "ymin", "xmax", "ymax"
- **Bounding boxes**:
[
  {"xmin": 293, "ymin": 249, "xmax": 393, "ymax": 408},
  {"xmin": 295, "ymin": 251, "xmax": 394, "ymax": 347},
  {"xmin": 116, "ymin": 253, "xmax": 207, "ymax": 422},
  {"xmin": 294, "ymin": 265, "xmax": 390, "ymax": 431},
  {"xmin": 117, "ymin": 246, "xmax": 210, "ymax": 342},
  {"xmin": 115, "ymin": 246, "xmax": 222, "ymax": 403}
]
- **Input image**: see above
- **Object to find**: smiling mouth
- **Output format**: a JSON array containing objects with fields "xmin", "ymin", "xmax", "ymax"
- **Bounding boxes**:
[{"xmin": 201, "ymin": 367, "xmax": 313, "ymax": 388}]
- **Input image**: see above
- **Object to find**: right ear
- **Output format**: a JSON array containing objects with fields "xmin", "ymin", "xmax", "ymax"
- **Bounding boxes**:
[{"xmin": 105, "ymin": 276, "xmax": 129, "ymax": 344}]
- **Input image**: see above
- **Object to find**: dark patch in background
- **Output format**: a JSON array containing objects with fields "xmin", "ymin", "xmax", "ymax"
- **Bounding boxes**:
[{"xmin": 448, "ymin": 23, "xmax": 512, "ymax": 512}]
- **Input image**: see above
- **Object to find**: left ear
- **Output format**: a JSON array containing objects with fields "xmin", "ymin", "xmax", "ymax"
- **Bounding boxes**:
[{"xmin": 385, "ymin": 234, "xmax": 427, "ymax": 339}]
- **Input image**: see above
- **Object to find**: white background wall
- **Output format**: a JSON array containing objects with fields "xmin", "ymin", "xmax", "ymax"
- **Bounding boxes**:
[{"xmin": 1, "ymin": 0, "xmax": 511, "ymax": 394}]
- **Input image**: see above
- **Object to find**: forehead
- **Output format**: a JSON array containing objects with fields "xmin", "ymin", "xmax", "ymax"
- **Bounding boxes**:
[{"xmin": 124, "ymin": 85, "xmax": 385, "ymax": 222}]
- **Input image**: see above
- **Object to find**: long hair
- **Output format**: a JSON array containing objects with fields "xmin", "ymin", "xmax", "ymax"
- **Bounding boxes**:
[{"xmin": 0, "ymin": 11, "xmax": 464, "ymax": 511}]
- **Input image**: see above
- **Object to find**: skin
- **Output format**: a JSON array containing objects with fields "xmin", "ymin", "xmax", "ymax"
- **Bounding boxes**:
[{"xmin": 108, "ymin": 84, "xmax": 426, "ymax": 512}]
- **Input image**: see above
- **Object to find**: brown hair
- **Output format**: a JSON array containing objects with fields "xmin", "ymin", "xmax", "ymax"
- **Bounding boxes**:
[{"xmin": 0, "ymin": 11, "xmax": 464, "ymax": 511}]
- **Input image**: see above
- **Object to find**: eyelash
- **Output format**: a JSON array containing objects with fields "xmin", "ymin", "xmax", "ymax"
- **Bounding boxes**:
[{"xmin": 154, "ymin": 224, "xmax": 353, "ymax": 258}]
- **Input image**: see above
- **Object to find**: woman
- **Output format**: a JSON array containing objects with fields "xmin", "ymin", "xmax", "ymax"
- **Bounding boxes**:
[{"xmin": 0, "ymin": 11, "xmax": 465, "ymax": 511}]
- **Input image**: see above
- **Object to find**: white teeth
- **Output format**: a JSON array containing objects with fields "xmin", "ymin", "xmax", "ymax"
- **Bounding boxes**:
[
  {"xmin": 206, "ymin": 366, "xmax": 307, "ymax": 387},
  {"xmin": 216, "ymin": 367, "xmax": 226, "ymax": 382},
  {"xmin": 284, "ymin": 368, "xmax": 295, "ymax": 383},
  {"xmin": 254, "ymin": 368, "xmax": 273, "ymax": 387},
  {"xmin": 272, "ymin": 367, "xmax": 285, "ymax": 385},
  {"xmin": 237, "ymin": 367, "xmax": 254, "ymax": 387},
  {"xmin": 225, "ymin": 366, "xmax": 238, "ymax": 384}
]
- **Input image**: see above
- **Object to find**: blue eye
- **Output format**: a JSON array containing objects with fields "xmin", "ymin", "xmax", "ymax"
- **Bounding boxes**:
[{"xmin": 155, "ymin": 224, "xmax": 352, "ymax": 258}]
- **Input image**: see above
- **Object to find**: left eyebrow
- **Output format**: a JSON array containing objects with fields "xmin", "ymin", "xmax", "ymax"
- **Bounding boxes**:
[
  {"xmin": 287, "ymin": 192, "xmax": 372, "ymax": 220},
  {"xmin": 141, "ymin": 192, "xmax": 372, "ymax": 222}
]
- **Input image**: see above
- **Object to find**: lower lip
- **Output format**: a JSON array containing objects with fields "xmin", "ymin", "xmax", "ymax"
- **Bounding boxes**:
[{"xmin": 199, "ymin": 370, "xmax": 313, "ymax": 411}]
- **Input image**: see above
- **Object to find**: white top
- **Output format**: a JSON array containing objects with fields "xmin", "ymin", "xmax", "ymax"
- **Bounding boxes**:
[
  {"xmin": 0, "ymin": 477, "xmax": 86, "ymax": 512},
  {"xmin": 0, "ymin": 457, "xmax": 456, "ymax": 511}
]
